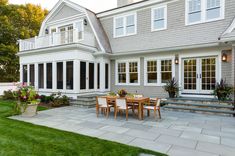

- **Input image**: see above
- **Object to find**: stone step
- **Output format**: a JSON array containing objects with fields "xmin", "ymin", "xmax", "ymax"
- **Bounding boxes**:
[
  {"xmin": 169, "ymin": 97, "xmax": 233, "ymax": 103},
  {"xmin": 162, "ymin": 101, "xmax": 234, "ymax": 109},
  {"xmin": 163, "ymin": 105, "xmax": 235, "ymax": 114}
]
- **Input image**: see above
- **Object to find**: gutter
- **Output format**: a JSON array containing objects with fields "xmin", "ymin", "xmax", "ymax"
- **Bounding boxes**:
[{"xmin": 105, "ymin": 42, "xmax": 221, "ymax": 58}]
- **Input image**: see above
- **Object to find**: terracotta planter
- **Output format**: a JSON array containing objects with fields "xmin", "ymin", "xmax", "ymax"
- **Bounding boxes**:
[{"xmin": 21, "ymin": 104, "xmax": 38, "ymax": 117}]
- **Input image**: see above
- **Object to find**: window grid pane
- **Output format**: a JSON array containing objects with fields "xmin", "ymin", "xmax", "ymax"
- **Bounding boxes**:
[
  {"xmin": 161, "ymin": 60, "xmax": 172, "ymax": 83},
  {"xmin": 147, "ymin": 61, "xmax": 157, "ymax": 83},
  {"xmin": 153, "ymin": 7, "xmax": 165, "ymax": 29},
  {"xmin": 118, "ymin": 63, "xmax": 126, "ymax": 83},
  {"xmin": 129, "ymin": 62, "xmax": 138, "ymax": 84}
]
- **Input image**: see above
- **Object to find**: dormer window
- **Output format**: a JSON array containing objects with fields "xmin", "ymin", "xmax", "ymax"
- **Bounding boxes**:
[
  {"xmin": 186, "ymin": 0, "xmax": 224, "ymax": 25},
  {"xmin": 151, "ymin": 5, "xmax": 167, "ymax": 31},
  {"xmin": 114, "ymin": 13, "xmax": 137, "ymax": 38}
]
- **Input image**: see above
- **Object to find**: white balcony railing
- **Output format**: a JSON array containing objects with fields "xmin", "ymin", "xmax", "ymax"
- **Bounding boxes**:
[{"xmin": 19, "ymin": 29, "xmax": 85, "ymax": 52}]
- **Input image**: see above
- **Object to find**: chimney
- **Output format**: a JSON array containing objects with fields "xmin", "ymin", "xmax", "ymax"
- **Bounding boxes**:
[{"xmin": 117, "ymin": 0, "xmax": 143, "ymax": 7}]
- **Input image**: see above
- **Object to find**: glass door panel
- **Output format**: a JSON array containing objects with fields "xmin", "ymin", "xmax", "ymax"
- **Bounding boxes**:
[
  {"xmin": 201, "ymin": 58, "xmax": 216, "ymax": 92},
  {"xmin": 183, "ymin": 59, "xmax": 197, "ymax": 92}
]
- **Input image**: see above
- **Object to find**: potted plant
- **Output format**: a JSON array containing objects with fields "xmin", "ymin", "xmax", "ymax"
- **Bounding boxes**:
[
  {"xmin": 163, "ymin": 78, "xmax": 179, "ymax": 98},
  {"xmin": 117, "ymin": 89, "xmax": 127, "ymax": 97},
  {"xmin": 14, "ymin": 85, "xmax": 41, "ymax": 117},
  {"xmin": 214, "ymin": 79, "xmax": 232, "ymax": 101}
]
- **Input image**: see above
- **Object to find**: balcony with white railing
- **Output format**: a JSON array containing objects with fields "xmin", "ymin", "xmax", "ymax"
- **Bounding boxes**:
[{"xmin": 18, "ymin": 29, "xmax": 95, "ymax": 52}]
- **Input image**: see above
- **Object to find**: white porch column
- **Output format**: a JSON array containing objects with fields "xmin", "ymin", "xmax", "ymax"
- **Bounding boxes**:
[
  {"xmin": 94, "ymin": 63, "xmax": 98, "ymax": 91},
  {"xmin": 27, "ymin": 64, "xmax": 30, "ymax": 85},
  {"xmin": 52, "ymin": 62, "xmax": 57, "ymax": 92},
  {"xmin": 232, "ymin": 44, "xmax": 235, "ymax": 88},
  {"xmin": 63, "ymin": 61, "xmax": 66, "ymax": 91},
  {"xmin": 44, "ymin": 63, "xmax": 47, "ymax": 89},
  {"xmin": 34, "ymin": 63, "xmax": 38, "ymax": 90},
  {"xmin": 99, "ymin": 58, "xmax": 106, "ymax": 92},
  {"xmin": 73, "ymin": 60, "xmax": 80, "ymax": 93},
  {"xmin": 19, "ymin": 64, "xmax": 23, "ymax": 83}
]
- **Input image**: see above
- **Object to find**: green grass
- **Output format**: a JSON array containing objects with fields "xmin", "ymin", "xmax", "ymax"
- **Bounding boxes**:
[{"xmin": 0, "ymin": 99, "xmax": 167, "ymax": 156}]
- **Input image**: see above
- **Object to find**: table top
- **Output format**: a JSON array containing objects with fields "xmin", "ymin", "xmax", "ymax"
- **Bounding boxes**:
[{"xmin": 102, "ymin": 96, "xmax": 150, "ymax": 102}]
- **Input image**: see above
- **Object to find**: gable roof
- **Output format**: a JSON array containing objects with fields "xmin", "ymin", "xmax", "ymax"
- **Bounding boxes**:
[{"xmin": 39, "ymin": 0, "xmax": 112, "ymax": 53}]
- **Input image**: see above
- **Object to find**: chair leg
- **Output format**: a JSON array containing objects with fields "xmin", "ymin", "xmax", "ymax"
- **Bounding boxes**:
[
  {"xmin": 126, "ymin": 109, "xmax": 128, "ymax": 121},
  {"xmin": 114, "ymin": 108, "xmax": 117, "ymax": 119},
  {"xmin": 106, "ymin": 107, "xmax": 109, "ymax": 118},
  {"xmin": 96, "ymin": 107, "xmax": 99, "ymax": 117},
  {"xmin": 158, "ymin": 110, "xmax": 161, "ymax": 119},
  {"xmin": 147, "ymin": 110, "xmax": 150, "ymax": 117},
  {"xmin": 154, "ymin": 109, "xmax": 157, "ymax": 119}
]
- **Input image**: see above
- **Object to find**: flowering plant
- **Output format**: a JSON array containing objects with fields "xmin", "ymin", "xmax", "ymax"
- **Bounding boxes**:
[
  {"xmin": 14, "ymin": 85, "xmax": 41, "ymax": 105},
  {"xmin": 117, "ymin": 89, "xmax": 127, "ymax": 97}
]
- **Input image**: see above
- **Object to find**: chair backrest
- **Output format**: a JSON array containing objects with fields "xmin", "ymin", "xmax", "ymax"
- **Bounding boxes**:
[
  {"xmin": 97, "ymin": 97, "xmax": 108, "ymax": 107},
  {"xmin": 156, "ymin": 98, "xmax": 161, "ymax": 107},
  {"xmin": 134, "ymin": 94, "xmax": 143, "ymax": 98},
  {"xmin": 116, "ymin": 98, "xmax": 127, "ymax": 109}
]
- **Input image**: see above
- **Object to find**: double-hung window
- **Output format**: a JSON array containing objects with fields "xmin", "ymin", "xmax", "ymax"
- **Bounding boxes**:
[
  {"xmin": 114, "ymin": 13, "xmax": 137, "ymax": 38},
  {"xmin": 145, "ymin": 58, "xmax": 174, "ymax": 86},
  {"xmin": 186, "ymin": 0, "xmax": 224, "ymax": 25},
  {"xmin": 147, "ymin": 61, "xmax": 157, "ymax": 83},
  {"xmin": 152, "ymin": 6, "xmax": 167, "ymax": 31},
  {"xmin": 188, "ymin": 0, "xmax": 201, "ymax": 24},
  {"xmin": 116, "ymin": 59, "xmax": 139, "ymax": 85},
  {"xmin": 206, "ymin": 0, "xmax": 221, "ymax": 20},
  {"xmin": 161, "ymin": 60, "xmax": 172, "ymax": 84}
]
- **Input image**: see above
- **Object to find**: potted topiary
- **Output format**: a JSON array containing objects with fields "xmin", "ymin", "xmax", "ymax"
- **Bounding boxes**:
[
  {"xmin": 214, "ymin": 79, "xmax": 232, "ymax": 101},
  {"xmin": 163, "ymin": 78, "xmax": 179, "ymax": 98},
  {"xmin": 14, "ymin": 85, "xmax": 41, "ymax": 117},
  {"xmin": 117, "ymin": 89, "xmax": 127, "ymax": 97}
]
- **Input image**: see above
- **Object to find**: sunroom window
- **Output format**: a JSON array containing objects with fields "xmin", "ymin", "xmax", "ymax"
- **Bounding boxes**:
[
  {"xmin": 206, "ymin": 0, "xmax": 221, "ymax": 20},
  {"xmin": 152, "ymin": 6, "xmax": 167, "ymax": 31}
]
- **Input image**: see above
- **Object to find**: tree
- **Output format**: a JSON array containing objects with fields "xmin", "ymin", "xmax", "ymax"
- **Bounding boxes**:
[{"xmin": 0, "ymin": 1, "xmax": 48, "ymax": 82}]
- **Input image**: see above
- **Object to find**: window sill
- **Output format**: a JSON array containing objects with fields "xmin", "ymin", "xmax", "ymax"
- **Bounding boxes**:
[
  {"xmin": 113, "ymin": 33, "xmax": 137, "ymax": 39},
  {"xmin": 151, "ymin": 27, "xmax": 167, "ymax": 32},
  {"xmin": 144, "ymin": 83, "xmax": 166, "ymax": 87},
  {"xmin": 185, "ymin": 17, "xmax": 224, "ymax": 26},
  {"xmin": 115, "ymin": 83, "xmax": 140, "ymax": 86}
]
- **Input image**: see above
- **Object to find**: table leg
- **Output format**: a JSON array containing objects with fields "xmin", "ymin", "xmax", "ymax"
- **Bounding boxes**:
[
  {"xmin": 141, "ymin": 102, "xmax": 144, "ymax": 120},
  {"xmin": 138, "ymin": 102, "xmax": 141, "ymax": 120}
]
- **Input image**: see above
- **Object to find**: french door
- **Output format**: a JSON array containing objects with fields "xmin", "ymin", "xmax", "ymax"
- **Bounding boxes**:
[
  {"xmin": 182, "ymin": 57, "xmax": 217, "ymax": 94},
  {"xmin": 80, "ymin": 62, "xmax": 95, "ymax": 92},
  {"xmin": 59, "ymin": 25, "xmax": 73, "ymax": 44}
]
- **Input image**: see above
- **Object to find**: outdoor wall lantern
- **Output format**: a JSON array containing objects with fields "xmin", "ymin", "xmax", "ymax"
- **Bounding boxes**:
[
  {"xmin": 45, "ymin": 28, "xmax": 49, "ymax": 35},
  {"xmin": 175, "ymin": 55, "xmax": 179, "ymax": 64},
  {"xmin": 222, "ymin": 53, "xmax": 227, "ymax": 62},
  {"xmin": 84, "ymin": 19, "xmax": 88, "ymax": 26}
]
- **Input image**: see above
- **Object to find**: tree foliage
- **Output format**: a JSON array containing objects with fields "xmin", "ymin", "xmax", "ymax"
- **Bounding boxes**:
[{"xmin": 0, "ymin": 0, "xmax": 48, "ymax": 82}]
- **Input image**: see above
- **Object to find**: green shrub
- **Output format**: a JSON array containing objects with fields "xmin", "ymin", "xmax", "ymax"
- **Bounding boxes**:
[
  {"xmin": 51, "ymin": 94, "xmax": 70, "ymax": 107},
  {"xmin": 2, "ymin": 90, "xmax": 16, "ymax": 100}
]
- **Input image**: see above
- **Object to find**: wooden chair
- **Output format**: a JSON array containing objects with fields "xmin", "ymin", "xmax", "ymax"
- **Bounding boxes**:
[
  {"xmin": 131, "ymin": 94, "xmax": 144, "ymax": 116},
  {"xmin": 143, "ymin": 98, "xmax": 161, "ymax": 119},
  {"xmin": 96, "ymin": 97, "xmax": 110, "ymax": 118},
  {"xmin": 114, "ymin": 98, "xmax": 131, "ymax": 121}
]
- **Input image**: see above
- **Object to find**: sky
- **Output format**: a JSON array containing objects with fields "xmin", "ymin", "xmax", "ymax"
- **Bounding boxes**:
[{"xmin": 8, "ymin": 0, "xmax": 117, "ymax": 13}]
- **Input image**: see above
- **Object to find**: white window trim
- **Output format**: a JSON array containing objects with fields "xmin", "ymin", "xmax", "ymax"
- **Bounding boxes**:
[
  {"xmin": 115, "ymin": 58, "xmax": 140, "ymax": 86},
  {"xmin": 151, "ymin": 5, "xmax": 167, "ymax": 32},
  {"xmin": 113, "ymin": 12, "xmax": 137, "ymax": 38},
  {"xmin": 144, "ymin": 57, "xmax": 175, "ymax": 86},
  {"xmin": 185, "ymin": 0, "xmax": 225, "ymax": 26}
]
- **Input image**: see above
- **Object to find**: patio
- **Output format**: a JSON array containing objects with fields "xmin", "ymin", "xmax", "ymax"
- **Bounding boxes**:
[{"xmin": 10, "ymin": 106, "xmax": 235, "ymax": 156}]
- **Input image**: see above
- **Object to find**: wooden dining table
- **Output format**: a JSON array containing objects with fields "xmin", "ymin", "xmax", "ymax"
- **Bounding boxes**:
[{"xmin": 102, "ymin": 96, "xmax": 150, "ymax": 120}]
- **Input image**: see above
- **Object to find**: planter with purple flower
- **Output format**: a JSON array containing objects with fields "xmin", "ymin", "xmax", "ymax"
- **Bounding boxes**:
[
  {"xmin": 14, "ymin": 85, "xmax": 41, "ymax": 117},
  {"xmin": 117, "ymin": 89, "xmax": 127, "ymax": 97}
]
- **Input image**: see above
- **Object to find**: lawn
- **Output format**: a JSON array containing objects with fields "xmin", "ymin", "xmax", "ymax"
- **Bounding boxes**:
[{"xmin": 0, "ymin": 99, "xmax": 167, "ymax": 156}]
